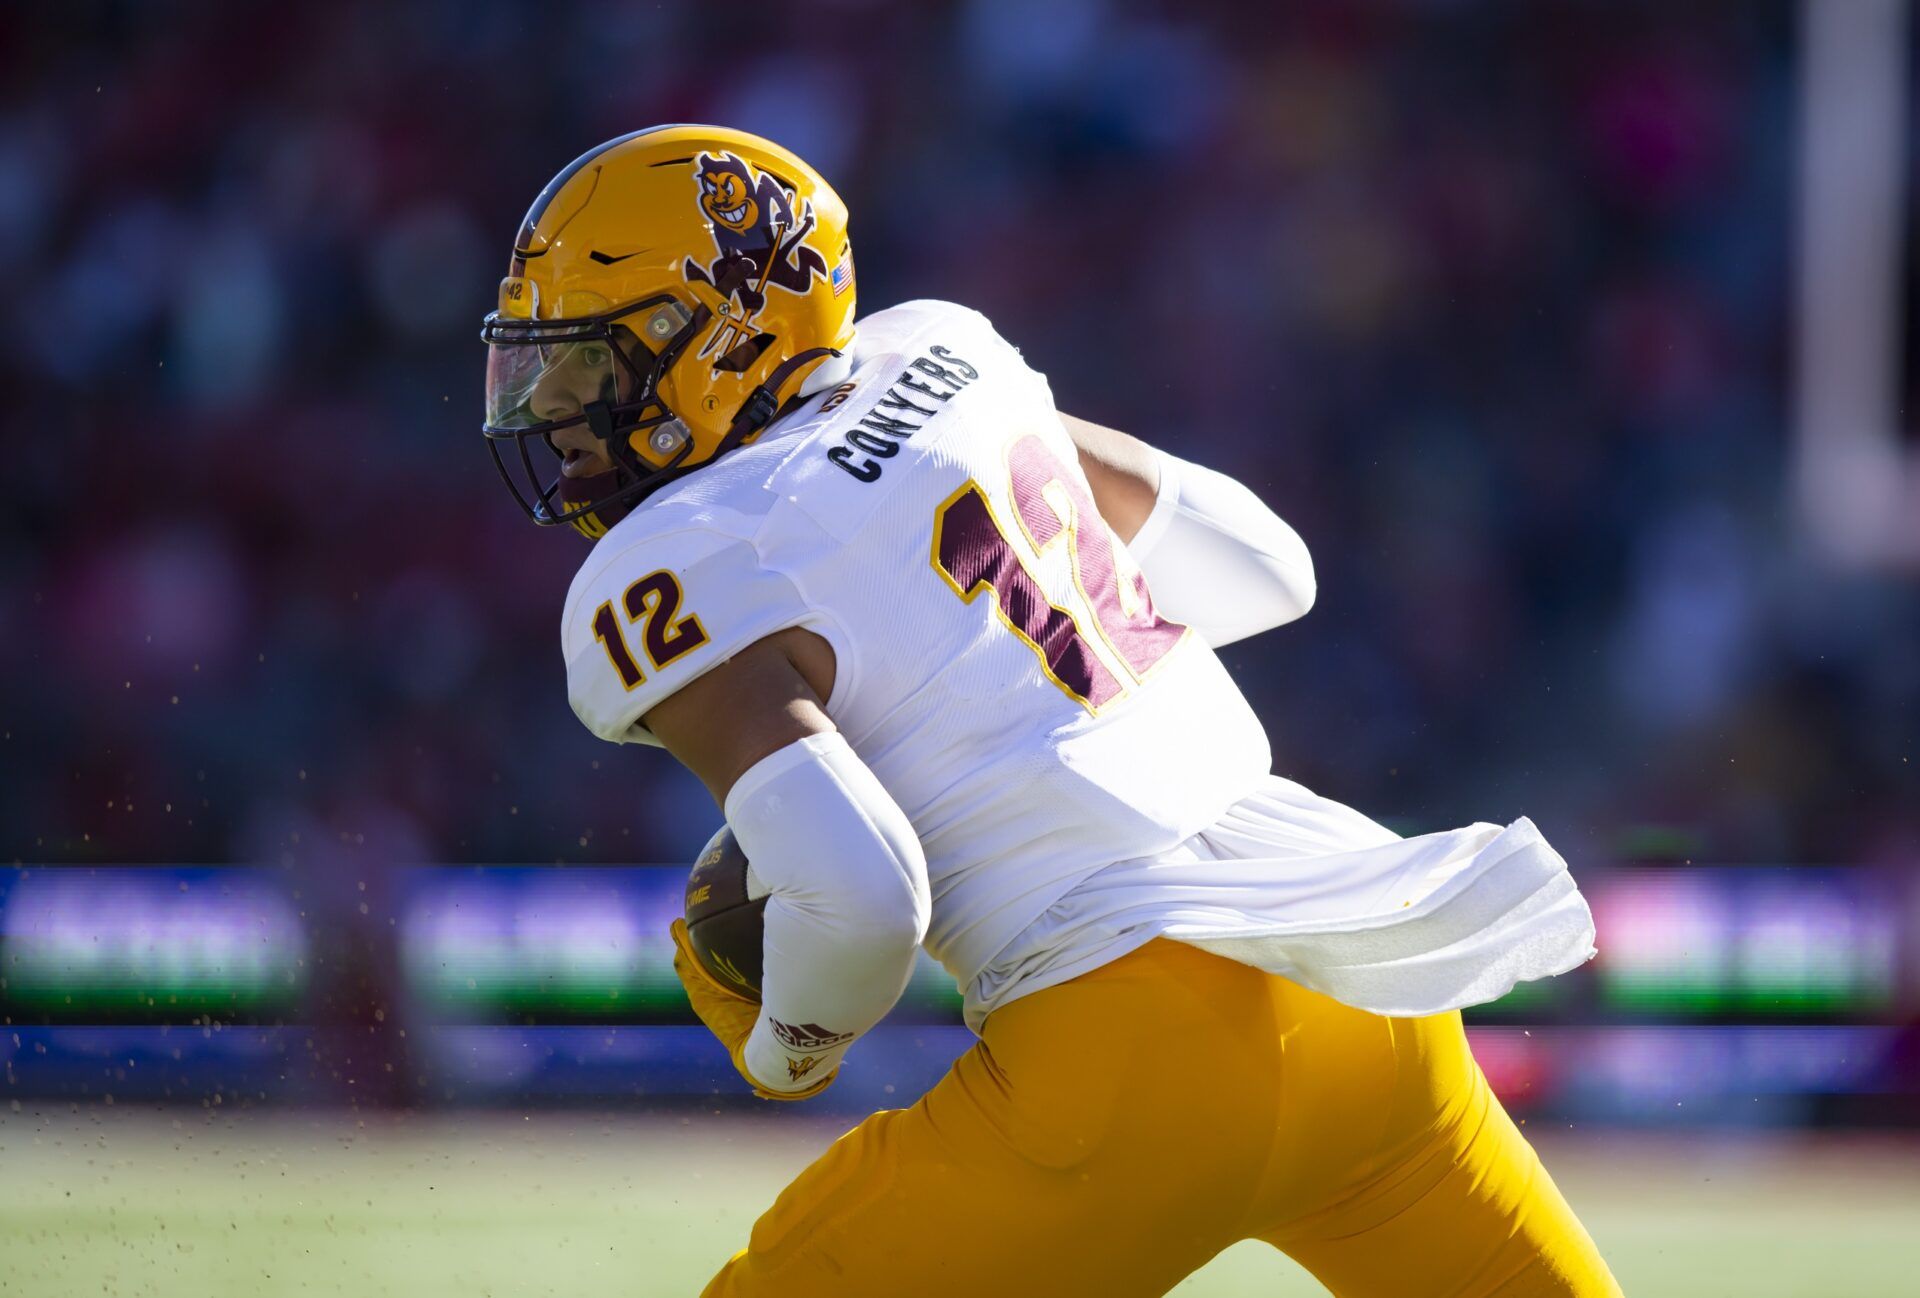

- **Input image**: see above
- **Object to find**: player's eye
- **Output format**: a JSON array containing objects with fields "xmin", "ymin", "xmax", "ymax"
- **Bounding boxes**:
[{"xmin": 579, "ymin": 343, "xmax": 611, "ymax": 368}]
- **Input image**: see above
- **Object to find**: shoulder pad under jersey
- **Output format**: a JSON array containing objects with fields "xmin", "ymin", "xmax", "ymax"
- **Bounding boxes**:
[
  {"xmin": 774, "ymin": 300, "xmax": 1055, "ymax": 542},
  {"xmin": 560, "ymin": 510, "xmax": 809, "ymax": 747}
]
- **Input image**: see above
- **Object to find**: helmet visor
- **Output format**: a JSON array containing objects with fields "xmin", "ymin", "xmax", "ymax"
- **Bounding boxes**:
[
  {"xmin": 480, "ymin": 294, "xmax": 707, "ymax": 529},
  {"xmin": 481, "ymin": 299, "xmax": 695, "ymax": 434},
  {"xmin": 484, "ymin": 331, "xmax": 622, "ymax": 431}
]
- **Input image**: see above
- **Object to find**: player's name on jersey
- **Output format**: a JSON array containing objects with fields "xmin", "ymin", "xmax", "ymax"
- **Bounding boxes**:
[{"xmin": 826, "ymin": 343, "xmax": 981, "ymax": 482}]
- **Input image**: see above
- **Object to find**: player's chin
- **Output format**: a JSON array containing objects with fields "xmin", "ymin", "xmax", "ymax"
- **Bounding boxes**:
[
  {"xmin": 557, "ymin": 467, "xmax": 620, "ymax": 506},
  {"xmin": 559, "ymin": 451, "xmax": 616, "ymax": 482}
]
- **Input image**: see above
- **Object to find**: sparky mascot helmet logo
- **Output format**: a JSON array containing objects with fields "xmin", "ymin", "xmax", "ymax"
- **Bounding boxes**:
[
  {"xmin": 684, "ymin": 151, "xmax": 829, "ymax": 365},
  {"xmin": 699, "ymin": 168, "xmax": 760, "ymax": 233}
]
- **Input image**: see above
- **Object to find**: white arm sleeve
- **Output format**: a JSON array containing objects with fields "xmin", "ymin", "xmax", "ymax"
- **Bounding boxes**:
[
  {"xmin": 725, "ymin": 731, "xmax": 932, "ymax": 1094},
  {"xmin": 1127, "ymin": 449, "xmax": 1316, "ymax": 647}
]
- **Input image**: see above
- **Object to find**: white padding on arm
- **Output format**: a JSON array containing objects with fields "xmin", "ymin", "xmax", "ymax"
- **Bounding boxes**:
[
  {"xmin": 724, "ymin": 731, "xmax": 931, "ymax": 1093},
  {"xmin": 1129, "ymin": 450, "xmax": 1316, "ymax": 647}
]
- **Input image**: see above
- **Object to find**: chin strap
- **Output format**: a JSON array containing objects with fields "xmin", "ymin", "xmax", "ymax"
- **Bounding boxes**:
[{"xmin": 727, "ymin": 346, "xmax": 842, "ymax": 445}]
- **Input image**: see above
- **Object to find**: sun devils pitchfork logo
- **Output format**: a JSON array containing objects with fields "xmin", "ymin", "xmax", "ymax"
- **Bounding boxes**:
[{"xmin": 683, "ymin": 151, "xmax": 830, "ymax": 367}]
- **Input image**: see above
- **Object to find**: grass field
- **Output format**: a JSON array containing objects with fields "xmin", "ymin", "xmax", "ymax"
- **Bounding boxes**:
[{"xmin": 2, "ymin": 1107, "xmax": 1916, "ymax": 1296}]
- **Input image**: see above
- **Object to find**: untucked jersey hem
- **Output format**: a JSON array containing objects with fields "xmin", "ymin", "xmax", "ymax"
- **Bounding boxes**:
[{"xmin": 965, "ymin": 923, "xmax": 1168, "ymax": 1035}]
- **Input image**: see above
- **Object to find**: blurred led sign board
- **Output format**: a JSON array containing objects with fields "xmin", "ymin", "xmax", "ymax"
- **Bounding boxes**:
[{"xmin": 0, "ymin": 868, "xmax": 305, "ymax": 1019}]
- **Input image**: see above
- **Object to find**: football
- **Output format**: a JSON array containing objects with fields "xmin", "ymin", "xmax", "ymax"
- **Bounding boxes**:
[{"xmin": 682, "ymin": 825, "xmax": 768, "ymax": 1000}]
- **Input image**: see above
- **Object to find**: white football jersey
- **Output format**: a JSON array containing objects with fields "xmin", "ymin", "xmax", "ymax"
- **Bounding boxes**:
[
  {"xmin": 563, "ymin": 301, "xmax": 1273, "ymax": 1014},
  {"xmin": 566, "ymin": 300, "xmax": 1598, "ymax": 1029}
]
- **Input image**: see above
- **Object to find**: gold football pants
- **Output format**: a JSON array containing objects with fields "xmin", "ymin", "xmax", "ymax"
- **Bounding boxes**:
[{"xmin": 703, "ymin": 938, "xmax": 1620, "ymax": 1297}]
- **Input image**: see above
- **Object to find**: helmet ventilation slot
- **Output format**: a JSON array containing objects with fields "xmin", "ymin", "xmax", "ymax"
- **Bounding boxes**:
[{"xmin": 714, "ymin": 331, "xmax": 776, "ymax": 373}]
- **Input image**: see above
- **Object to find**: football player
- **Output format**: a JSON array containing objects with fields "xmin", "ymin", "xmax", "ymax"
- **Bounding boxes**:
[{"xmin": 481, "ymin": 125, "xmax": 1621, "ymax": 1296}]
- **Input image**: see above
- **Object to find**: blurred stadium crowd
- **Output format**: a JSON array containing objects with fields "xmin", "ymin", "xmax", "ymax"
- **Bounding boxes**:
[{"xmin": 0, "ymin": 0, "xmax": 1915, "ymax": 1091}]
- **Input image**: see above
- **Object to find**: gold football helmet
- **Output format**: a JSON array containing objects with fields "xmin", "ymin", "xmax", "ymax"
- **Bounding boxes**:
[{"xmin": 481, "ymin": 124, "xmax": 857, "ymax": 536}]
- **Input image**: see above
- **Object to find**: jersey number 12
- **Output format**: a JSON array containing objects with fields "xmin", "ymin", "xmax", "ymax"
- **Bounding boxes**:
[
  {"xmin": 591, "ymin": 570, "xmax": 710, "ymax": 691},
  {"xmin": 932, "ymin": 433, "xmax": 1186, "ymax": 711}
]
